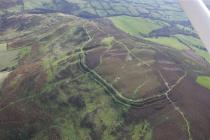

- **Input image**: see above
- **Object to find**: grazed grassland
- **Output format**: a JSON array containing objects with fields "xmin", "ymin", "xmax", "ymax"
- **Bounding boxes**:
[
  {"xmin": 196, "ymin": 76, "xmax": 210, "ymax": 90},
  {"xmin": 145, "ymin": 37, "xmax": 188, "ymax": 50},
  {"xmin": 109, "ymin": 16, "xmax": 164, "ymax": 35},
  {"xmin": 0, "ymin": 71, "xmax": 10, "ymax": 87}
]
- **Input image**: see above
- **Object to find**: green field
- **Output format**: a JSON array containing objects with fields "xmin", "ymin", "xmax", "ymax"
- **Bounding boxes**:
[
  {"xmin": 193, "ymin": 47, "xmax": 210, "ymax": 64},
  {"xmin": 109, "ymin": 16, "xmax": 164, "ymax": 35},
  {"xmin": 145, "ymin": 37, "xmax": 188, "ymax": 50},
  {"xmin": 176, "ymin": 34, "xmax": 210, "ymax": 64},
  {"xmin": 0, "ymin": 44, "xmax": 7, "ymax": 52},
  {"xmin": 196, "ymin": 76, "xmax": 210, "ymax": 90},
  {"xmin": 0, "ymin": 72, "xmax": 10, "ymax": 88},
  {"xmin": 0, "ymin": 50, "xmax": 19, "ymax": 70},
  {"xmin": 175, "ymin": 34, "xmax": 204, "ymax": 49},
  {"xmin": 24, "ymin": 0, "xmax": 52, "ymax": 9}
]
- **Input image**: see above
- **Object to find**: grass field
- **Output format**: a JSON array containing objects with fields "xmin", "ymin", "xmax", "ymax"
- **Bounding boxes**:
[
  {"xmin": 175, "ymin": 34, "xmax": 204, "ymax": 49},
  {"xmin": 0, "ymin": 50, "xmax": 19, "ymax": 70},
  {"xmin": 24, "ymin": 0, "xmax": 52, "ymax": 9},
  {"xmin": 176, "ymin": 35, "xmax": 210, "ymax": 64},
  {"xmin": 145, "ymin": 37, "xmax": 188, "ymax": 50},
  {"xmin": 0, "ymin": 72, "xmax": 10, "ymax": 88},
  {"xmin": 0, "ymin": 44, "xmax": 7, "ymax": 52},
  {"xmin": 66, "ymin": 0, "xmax": 86, "ymax": 4},
  {"xmin": 193, "ymin": 47, "xmax": 210, "ymax": 64},
  {"xmin": 196, "ymin": 76, "xmax": 210, "ymax": 90},
  {"xmin": 109, "ymin": 16, "xmax": 164, "ymax": 35}
]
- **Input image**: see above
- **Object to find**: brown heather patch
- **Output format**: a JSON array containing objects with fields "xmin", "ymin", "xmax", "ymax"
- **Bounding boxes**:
[{"xmin": 1, "ymin": 60, "xmax": 47, "ymax": 106}]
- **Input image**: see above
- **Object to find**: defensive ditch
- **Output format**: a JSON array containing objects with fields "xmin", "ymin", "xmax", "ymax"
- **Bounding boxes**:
[{"xmin": 78, "ymin": 50, "xmax": 176, "ymax": 108}]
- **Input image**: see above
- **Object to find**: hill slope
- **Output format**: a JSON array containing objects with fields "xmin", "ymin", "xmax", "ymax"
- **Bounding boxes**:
[{"xmin": 0, "ymin": 0, "xmax": 210, "ymax": 140}]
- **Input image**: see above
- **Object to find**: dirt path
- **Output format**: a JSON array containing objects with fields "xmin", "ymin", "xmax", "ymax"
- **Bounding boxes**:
[{"xmin": 159, "ymin": 71, "xmax": 192, "ymax": 140}]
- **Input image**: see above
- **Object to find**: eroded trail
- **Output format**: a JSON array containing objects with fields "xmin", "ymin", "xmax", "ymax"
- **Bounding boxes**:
[{"xmin": 159, "ymin": 71, "xmax": 192, "ymax": 140}]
